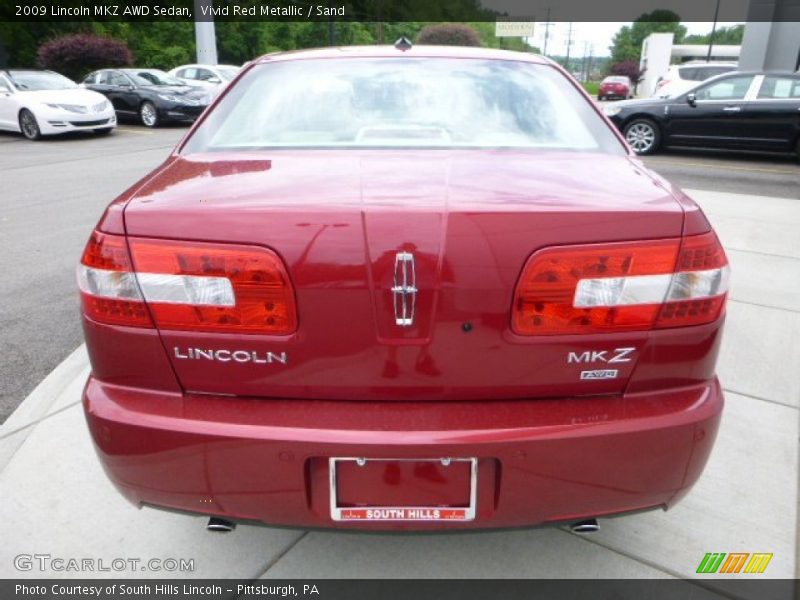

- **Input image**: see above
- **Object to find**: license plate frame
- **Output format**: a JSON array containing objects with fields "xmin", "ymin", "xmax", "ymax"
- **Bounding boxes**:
[{"xmin": 329, "ymin": 457, "xmax": 478, "ymax": 522}]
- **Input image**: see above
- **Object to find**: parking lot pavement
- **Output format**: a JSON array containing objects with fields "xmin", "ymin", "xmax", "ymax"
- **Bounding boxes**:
[
  {"xmin": 0, "ymin": 126, "xmax": 186, "ymax": 424},
  {"xmin": 642, "ymin": 152, "xmax": 799, "ymax": 200},
  {"xmin": 0, "ymin": 181, "xmax": 797, "ymax": 590}
]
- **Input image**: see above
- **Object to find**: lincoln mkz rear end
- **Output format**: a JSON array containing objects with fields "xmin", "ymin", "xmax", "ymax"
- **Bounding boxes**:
[{"xmin": 79, "ymin": 46, "xmax": 728, "ymax": 531}]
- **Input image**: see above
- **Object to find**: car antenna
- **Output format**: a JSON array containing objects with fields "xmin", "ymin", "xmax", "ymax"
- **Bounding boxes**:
[{"xmin": 394, "ymin": 37, "xmax": 413, "ymax": 52}]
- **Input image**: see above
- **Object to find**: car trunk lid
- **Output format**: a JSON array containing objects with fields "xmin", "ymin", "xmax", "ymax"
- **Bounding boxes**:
[{"xmin": 123, "ymin": 150, "xmax": 685, "ymax": 401}]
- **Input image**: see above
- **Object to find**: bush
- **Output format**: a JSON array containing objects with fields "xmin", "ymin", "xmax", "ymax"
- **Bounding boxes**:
[
  {"xmin": 609, "ymin": 59, "xmax": 644, "ymax": 83},
  {"xmin": 37, "ymin": 34, "xmax": 132, "ymax": 81},
  {"xmin": 416, "ymin": 24, "xmax": 482, "ymax": 47}
]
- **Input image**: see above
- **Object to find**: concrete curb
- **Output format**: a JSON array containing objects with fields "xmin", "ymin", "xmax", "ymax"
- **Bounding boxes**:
[{"xmin": 0, "ymin": 344, "xmax": 88, "ymax": 472}]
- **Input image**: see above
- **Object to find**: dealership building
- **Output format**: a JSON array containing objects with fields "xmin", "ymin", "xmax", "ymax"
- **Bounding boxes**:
[{"xmin": 639, "ymin": 0, "xmax": 800, "ymax": 97}]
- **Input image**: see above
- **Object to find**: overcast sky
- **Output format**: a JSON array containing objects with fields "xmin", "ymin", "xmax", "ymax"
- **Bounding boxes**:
[{"xmin": 527, "ymin": 22, "xmax": 744, "ymax": 57}]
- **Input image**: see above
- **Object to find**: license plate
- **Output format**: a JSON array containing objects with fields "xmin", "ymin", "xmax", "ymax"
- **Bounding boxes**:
[{"xmin": 329, "ymin": 457, "xmax": 477, "ymax": 522}]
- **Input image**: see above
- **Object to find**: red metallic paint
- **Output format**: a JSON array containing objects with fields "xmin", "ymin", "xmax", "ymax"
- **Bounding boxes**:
[
  {"xmin": 84, "ymin": 377, "xmax": 722, "ymax": 530},
  {"xmin": 119, "ymin": 150, "xmax": 697, "ymax": 401},
  {"xmin": 599, "ymin": 82, "xmax": 632, "ymax": 98},
  {"xmin": 81, "ymin": 46, "xmax": 726, "ymax": 530}
]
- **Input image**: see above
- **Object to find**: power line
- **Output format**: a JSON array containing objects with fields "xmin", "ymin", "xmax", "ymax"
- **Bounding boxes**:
[
  {"xmin": 542, "ymin": 8, "xmax": 551, "ymax": 56},
  {"xmin": 564, "ymin": 22, "xmax": 573, "ymax": 70}
]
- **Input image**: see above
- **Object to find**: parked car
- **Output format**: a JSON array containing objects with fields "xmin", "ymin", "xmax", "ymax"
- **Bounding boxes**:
[
  {"xmin": 167, "ymin": 64, "xmax": 241, "ymax": 94},
  {"xmin": 604, "ymin": 71, "xmax": 800, "ymax": 157},
  {"xmin": 79, "ymin": 44, "xmax": 729, "ymax": 532},
  {"xmin": 81, "ymin": 68, "xmax": 211, "ymax": 127},
  {"xmin": 597, "ymin": 75, "xmax": 633, "ymax": 100},
  {"xmin": 0, "ymin": 69, "xmax": 116, "ymax": 140},
  {"xmin": 653, "ymin": 62, "xmax": 738, "ymax": 98}
]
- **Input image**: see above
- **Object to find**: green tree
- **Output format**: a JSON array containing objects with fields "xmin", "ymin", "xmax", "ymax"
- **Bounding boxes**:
[
  {"xmin": 684, "ymin": 24, "xmax": 745, "ymax": 45},
  {"xmin": 608, "ymin": 11, "xmax": 687, "ymax": 65},
  {"xmin": 0, "ymin": 22, "xmax": 84, "ymax": 67},
  {"xmin": 1, "ymin": 15, "xmax": 537, "ymax": 72},
  {"xmin": 91, "ymin": 22, "xmax": 194, "ymax": 69}
]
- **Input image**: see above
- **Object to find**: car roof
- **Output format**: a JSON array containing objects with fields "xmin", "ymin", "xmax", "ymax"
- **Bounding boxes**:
[
  {"xmin": 173, "ymin": 64, "xmax": 239, "ymax": 69},
  {"xmin": 255, "ymin": 45, "xmax": 549, "ymax": 65},
  {"xmin": 719, "ymin": 70, "xmax": 799, "ymax": 76},
  {"xmin": 676, "ymin": 62, "xmax": 737, "ymax": 67},
  {"xmin": 675, "ymin": 69, "xmax": 798, "ymax": 80},
  {"xmin": 3, "ymin": 69, "xmax": 56, "ymax": 73}
]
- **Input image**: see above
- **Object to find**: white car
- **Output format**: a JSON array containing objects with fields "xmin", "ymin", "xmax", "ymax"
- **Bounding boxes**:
[
  {"xmin": 653, "ymin": 62, "xmax": 738, "ymax": 98},
  {"xmin": 167, "ymin": 64, "xmax": 240, "ymax": 94},
  {"xmin": 0, "ymin": 69, "xmax": 116, "ymax": 140}
]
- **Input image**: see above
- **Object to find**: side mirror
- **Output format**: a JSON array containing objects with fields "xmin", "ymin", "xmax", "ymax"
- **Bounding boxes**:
[
  {"xmin": 208, "ymin": 77, "xmax": 221, "ymax": 84},
  {"xmin": 686, "ymin": 93, "xmax": 697, "ymax": 107}
]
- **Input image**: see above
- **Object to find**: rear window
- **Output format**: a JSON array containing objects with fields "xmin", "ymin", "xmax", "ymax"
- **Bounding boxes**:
[
  {"xmin": 757, "ymin": 76, "xmax": 800, "ymax": 99},
  {"xmin": 183, "ymin": 58, "xmax": 625, "ymax": 154},
  {"xmin": 218, "ymin": 67, "xmax": 239, "ymax": 81},
  {"xmin": 681, "ymin": 65, "xmax": 736, "ymax": 81}
]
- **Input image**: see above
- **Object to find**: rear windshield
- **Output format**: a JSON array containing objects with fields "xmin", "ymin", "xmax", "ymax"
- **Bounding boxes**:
[
  {"xmin": 603, "ymin": 76, "xmax": 629, "ymax": 84},
  {"xmin": 124, "ymin": 69, "xmax": 184, "ymax": 86},
  {"xmin": 218, "ymin": 67, "xmax": 240, "ymax": 81},
  {"xmin": 183, "ymin": 58, "xmax": 625, "ymax": 154},
  {"xmin": 682, "ymin": 65, "xmax": 736, "ymax": 81}
]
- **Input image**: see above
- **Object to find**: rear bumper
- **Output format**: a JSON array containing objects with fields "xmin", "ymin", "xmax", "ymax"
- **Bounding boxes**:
[
  {"xmin": 83, "ymin": 377, "xmax": 723, "ymax": 530},
  {"xmin": 598, "ymin": 89, "xmax": 629, "ymax": 99}
]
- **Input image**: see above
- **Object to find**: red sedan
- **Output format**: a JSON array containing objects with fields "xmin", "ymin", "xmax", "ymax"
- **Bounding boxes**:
[
  {"xmin": 79, "ymin": 44, "xmax": 728, "ymax": 532},
  {"xmin": 598, "ymin": 75, "xmax": 634, "ymax": 100}
]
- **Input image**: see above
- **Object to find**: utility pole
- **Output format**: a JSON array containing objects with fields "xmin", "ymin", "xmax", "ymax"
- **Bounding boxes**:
[
  {"xmin": 377, "ymin": 0, "xmax": 384, "ymax": 44},
  {"xmin": 564, "ymin": 22, "xmax": 573, "ymax": 71},
  {"xmin": 542, "ymin": 7, "xmax": 551, "ymax": 56},
  {"xmin": 328, "ymin": 0, "xmax": 336, "ymax": 46},
  {"xmin": 706, "ymin": 0, "xmax": 721, "ymax": 62},
  {"xmin": 193, "ymin": 0, "xmax": 218, "ymax": 65},
  {"xmin": 581, "ymin": 41, "xmax": 589, "ymax": 81}
]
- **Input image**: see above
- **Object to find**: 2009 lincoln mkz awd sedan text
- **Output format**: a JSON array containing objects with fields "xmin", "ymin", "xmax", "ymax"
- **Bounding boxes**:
[{"xmin": 78, "ymin": 44, "xmax": 729, "ymax": 531}]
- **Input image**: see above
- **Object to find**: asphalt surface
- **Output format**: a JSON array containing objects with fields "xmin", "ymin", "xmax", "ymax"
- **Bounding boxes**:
[
  {"xmin": 1, "ymin": 127, "xmax": 799, "ymax": 423},
  {"xmin": 644, "ymin": 149, "xmax": 800, "ymax": 200},
  {"xmin": 0, "ymin": 125, "xmax": 187, "ymax": 423}
]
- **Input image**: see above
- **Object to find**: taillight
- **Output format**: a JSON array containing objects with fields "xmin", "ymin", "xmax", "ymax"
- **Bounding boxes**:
[
  {"xmin": 77, "ymin": 232, "xmax": 152, "ymax": 327},
  {"xmin": 655, "ymin": 231, "xmax": 728, "ymax": 329},
  {"xmin": 512, "ymin": 232, "xmax": 729, "ymax": 335},
  {"xmin": 78, "ymin": 232, "xmax": 297, "ymax": 334}
]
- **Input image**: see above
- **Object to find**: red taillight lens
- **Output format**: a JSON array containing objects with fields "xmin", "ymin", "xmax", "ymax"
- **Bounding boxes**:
[
  {"xmin": 78, "ymin": 232, "xmax": 297, "ymax": 335},
  {"xmin": 512, "ymin": 233, "xmax": 729, "ymax": 335},
  {"xmin": 77, "ymin": 232, "xmax": 152, "ymax": 328},
  {"xmin": 128, "ymin": 238, "xmax": 296, "ymax": 334}
]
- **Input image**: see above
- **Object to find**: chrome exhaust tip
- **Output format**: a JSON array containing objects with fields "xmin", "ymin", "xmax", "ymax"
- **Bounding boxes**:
[
  {"xmin": 207, "ymin": 517, "xmax": 236, "ymax": 533},
  {"xmin": 570, "ymin": 518, "xmax": 599, "ymax": 534}
]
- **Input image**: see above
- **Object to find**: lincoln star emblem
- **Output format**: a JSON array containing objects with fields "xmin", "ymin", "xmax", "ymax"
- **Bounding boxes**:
[{"xmin": 391, "ymin": 251, "xmax": 417, "ymax": 327}]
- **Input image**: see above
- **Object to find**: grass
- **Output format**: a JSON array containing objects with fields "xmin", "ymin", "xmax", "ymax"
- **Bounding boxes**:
[{"xmin": 581, "ymin": 81, "xmax": 600, "ymax": 96}]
